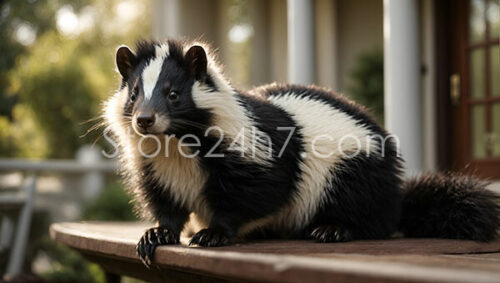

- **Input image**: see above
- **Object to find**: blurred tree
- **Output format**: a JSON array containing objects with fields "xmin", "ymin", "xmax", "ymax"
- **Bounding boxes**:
[
  {"xmin": 0, "ymin": 0, "xmax": 88, "ymax": 118},
  {"xmin": 11, "ymin": 31, "xmax": 109, "ymax": 157},
  {"xmin": 0, "ymin": 0, "xmax": 84, "ymax": 156},
  {"xmin": 347, "ymin": 48, "xmax": 384, "ymax": 124},
  {"xmin": 0, "ymin": 1, "xmax": 149, "ymax": 281},
  {"xmin": 1, "ymin": 0, "xmax": 150, "ymax": 158}
]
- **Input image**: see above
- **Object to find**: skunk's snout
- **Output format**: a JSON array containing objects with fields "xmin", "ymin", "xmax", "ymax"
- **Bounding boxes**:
[
  {"xmin": 137, "ymin": 112, "xmax": 155, "ymax": 129},
  {"xmin": 132, "ymin": 106, "xmax": 169, "ymax": 135}
]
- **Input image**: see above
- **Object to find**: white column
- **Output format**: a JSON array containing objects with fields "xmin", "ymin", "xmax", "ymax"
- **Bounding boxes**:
[
  {"xmin": 152, "ymin": 0, "xmax": 180, "ymax": 39},
  {"xmin": 384, "ymin": 0, "xmax": 422, "ymax": 175},
  {"xmin": 287, "ymin": 0, "xmax": 314, "ymax": 84}
]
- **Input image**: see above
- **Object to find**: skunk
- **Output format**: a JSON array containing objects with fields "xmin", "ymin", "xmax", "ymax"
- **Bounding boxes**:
[{"xmin": 103, "ymin": 39, "xmax": 499, "ymax": 266}]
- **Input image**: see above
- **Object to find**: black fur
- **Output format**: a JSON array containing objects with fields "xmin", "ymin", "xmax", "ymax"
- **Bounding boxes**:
[
  {"xmin": 400, "ymin": 172, "xmax": 500, "ymax": 241},
  {"xmin": 136, "ymin": 163, "xmax": 189, "ymax": 266},
  {"xmin": 257, "ymin": 84, "xmax": 387, "ymax": 135},
  {"xmin": 307, "ymin": 153, "xmax": 403, "ymax": 241},
  {"xmin": 141, "ymin": 163, "xmax": 190, "ymax": 232},
  {"xmin": 137, "ymin": 227, "xmax": 179, "ymax": 267},
  {"xmin": 260, "ymin": 84, "xmax": 405, "ymax": 241},
  {"xmin": 188, "ymin": 93, "xmax": 305, "ymax": 245}
]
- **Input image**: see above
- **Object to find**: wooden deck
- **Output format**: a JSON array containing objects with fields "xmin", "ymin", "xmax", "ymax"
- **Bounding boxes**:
[{"xmin": 50, "ymin": 222, "xmax": 500, "ymax": 283}]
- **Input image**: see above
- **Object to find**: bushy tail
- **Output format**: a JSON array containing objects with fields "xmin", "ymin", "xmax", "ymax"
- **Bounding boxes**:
[{"xmin": 399, "ymin": 172, "xmax": 500, "ymax": 241}]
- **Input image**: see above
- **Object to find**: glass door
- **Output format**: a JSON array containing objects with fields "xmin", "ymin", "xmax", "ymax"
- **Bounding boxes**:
[{"xmin": 450, "ymin": 0, "xmax": 500, "ymax": 178}]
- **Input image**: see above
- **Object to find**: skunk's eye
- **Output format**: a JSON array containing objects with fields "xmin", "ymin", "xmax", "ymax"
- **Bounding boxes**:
[
  {"xmin": 168, "ymin": 90, "xmax": 179, "ymax": 101},
  {"xmin": 130, "ymin": 87, "xmax": 138, "ymax": 102}
]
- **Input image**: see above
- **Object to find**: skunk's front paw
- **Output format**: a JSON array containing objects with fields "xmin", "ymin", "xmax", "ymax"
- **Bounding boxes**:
[
  {"xmin": 137, "ymin": 227, "xmax": 179, "ymax": 267},
  {"xmin": 189, "ymin": 228, "xmax": 231, "ymax": 247},
  {"xmin": 310, "ymin": 225, "xmax": 353, "ymax": 243}
]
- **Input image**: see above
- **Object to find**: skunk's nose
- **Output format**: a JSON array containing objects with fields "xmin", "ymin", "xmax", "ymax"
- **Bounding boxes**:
[{"xmin": 137, "ymin": 113, "xmax": 155, "ymax": 129}]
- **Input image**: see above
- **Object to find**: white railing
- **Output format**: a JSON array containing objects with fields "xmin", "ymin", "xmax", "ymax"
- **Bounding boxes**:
[
  {"xmin": 0, "ymin": 146, "xmax": 118, "ymax": 277},
  {"xmin": 0, "ymin": 158, "xmax": 116, "ymax": 173},
  {"xmin": 0, "ymin": 146, "xmax": 117, "ymax": 200}
]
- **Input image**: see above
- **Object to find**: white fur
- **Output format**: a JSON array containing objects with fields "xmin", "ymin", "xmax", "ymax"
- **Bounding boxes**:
[
  {"xmin": 143, "ymin": 44, "xmax": 169, "ymax": 101},
  {"xmin": 104, "ymin": 85, "xmax": 211, "ymax": 226},
  {"xmin": 145, "ymin": 138, "xmax": 211, "ymax": 224},
  {"xmin": 103, "ymin": 88, "xmax": 140, "ymax": 179},
  {"xmin": 103, "ymin": 88, "xmax": 144, "ymax": 205},
  {"xmin": 191, "ymin": 84, "xmax": 272, "ymax": 165},
  {"xmin": 103, "ymin": 87, "xmax": 129, "ymax": 144}
]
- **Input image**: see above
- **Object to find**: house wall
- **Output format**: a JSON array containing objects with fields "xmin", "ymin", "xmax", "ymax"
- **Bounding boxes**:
[
  {"xmin": 250, "ymin": 0, "xmax": 271, "ymax": 86},
  {"xmin": 178, "ymin": 0, "xmax": 220, "ymax": 42},
  {"xmin": 151, "ymin": 0, "xmax": 437, "ymax": 171},
  {"xmin": 152, "ymin": 0, "xmax": 384, "ymax": 92},
  {"xmin": 315, "ymin": 0, "xmax": 338, "ymax": 90},
  {"xmin": 152, "ymin": 0, "xmax": 286, "ymax": 88},
  {"xmin": 266, "ymin": 0, "xmax": 384, "ymax": 93},
  {"xmin": 152, "ymin": 0, "xmax": 220, "ymax": 43},
  {"xmin": 268, "ymin": 0, "xmax": 288, "ymax": 84}
]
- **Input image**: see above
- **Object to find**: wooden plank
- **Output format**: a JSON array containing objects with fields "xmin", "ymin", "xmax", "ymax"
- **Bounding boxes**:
[
  {"xmin": 82, "ymin": 253, "xmax": 228, "ymax": 283},
  {"xmin": 50, "ymin": 222, "xmax": 500, "ymax": 283}
]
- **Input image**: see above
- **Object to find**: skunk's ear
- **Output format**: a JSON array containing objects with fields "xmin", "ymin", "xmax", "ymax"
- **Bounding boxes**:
[
  {"xmin": 185, "ymin": 45, "xmax": 207, "ymax": 81},
  {"xmin": 116, "ymin": 45, "xmax": 136, "ymax": 80}
]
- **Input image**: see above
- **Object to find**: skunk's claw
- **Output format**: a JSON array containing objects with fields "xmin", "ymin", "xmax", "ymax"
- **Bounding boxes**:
[
  {"xmin": 136, "ymin": 227, "xmax": 179, "ymax": 267},
  {"xmin": 189, "ymin": 228, "xmax": 231, "ymax": 247},
  {"xmin": 310, "ymin": 225, "xmax": 353, "ymax": 243}
]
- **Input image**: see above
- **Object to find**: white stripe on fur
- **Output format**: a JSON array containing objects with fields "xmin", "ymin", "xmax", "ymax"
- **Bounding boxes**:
[
  {"xmin": 191, "ymin": 82, "xmax": 272, "ymax": 165},
  {"xmin": 143, "ymin": 44, "xmax": 169, "ymax": 101},
  {"xmin": 266, "ymin": 92, "xmax": 377, "ymax": 230},
  {"xmin": 184, "ymin": 43, "xmax": 273, "ymax": 164}
]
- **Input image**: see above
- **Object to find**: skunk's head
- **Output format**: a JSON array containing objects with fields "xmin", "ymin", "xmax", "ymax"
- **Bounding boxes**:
[{"xmin": 115, "ymin": 40, "xmax": 218, "ymax": 136}]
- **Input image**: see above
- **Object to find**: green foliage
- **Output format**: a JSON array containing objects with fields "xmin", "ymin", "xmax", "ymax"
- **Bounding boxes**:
[
  {"xmin": 82, "ymin": 183, "xmax": 137, "ymax": 221},
  {"xmin": 0, "ymin": 0, "xmax": 150, "ymax": 158},
  {"xmin": 11, "ymin": 31, "xmax": 111, "ymax": 158},
  {"xmin": 0, "ymin": 0, "xmax": 83, "ymax": 156},
  {"xmin": 0, "ymin": 0, "xmax": 88, "ymax": 119},
  {"xmin": 0, "ymin": 116, "xmax": 18, "ymax": 157},
  {"xmin": 347, "ymin": 48, "xmax": 384, "ymax": 124}
]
